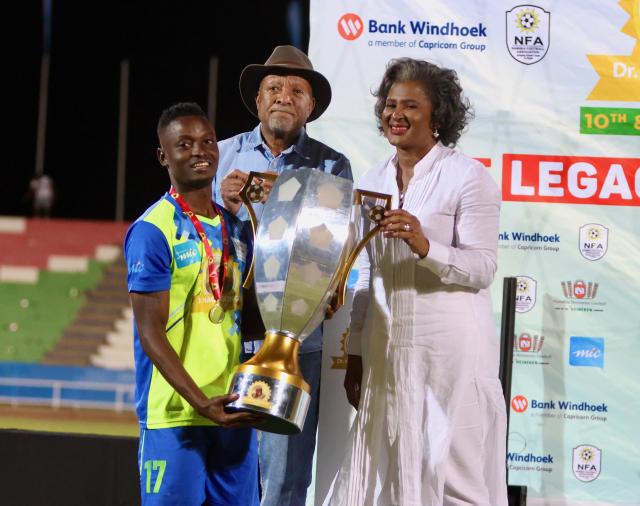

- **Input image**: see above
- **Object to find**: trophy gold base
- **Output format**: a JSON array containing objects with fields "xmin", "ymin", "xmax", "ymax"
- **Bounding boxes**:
[{"xmin": 226, "ymin": 331, "xmax": 311, "ymax": 435}]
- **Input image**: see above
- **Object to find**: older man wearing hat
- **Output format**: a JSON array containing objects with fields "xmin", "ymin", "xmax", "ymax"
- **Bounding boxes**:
[{"xmin": 214, "ymin": 45, "xmax": 352, "ymax": 506}]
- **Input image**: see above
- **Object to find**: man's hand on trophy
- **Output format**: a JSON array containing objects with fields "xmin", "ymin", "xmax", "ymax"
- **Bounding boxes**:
[
  {"xmin": 344, "ymin": 354, "xmax": 363, "ymax": 410},
  {"xmin": 259, "ymin": 172, "xmax": 277, "ymax": 203},
  {"xmin": 197, "ymin": 393, "xmax": 264, "ymax": 428},
  {"xmin": 221, "ymin": 169, "xmax": 249, "ymax": 215}
]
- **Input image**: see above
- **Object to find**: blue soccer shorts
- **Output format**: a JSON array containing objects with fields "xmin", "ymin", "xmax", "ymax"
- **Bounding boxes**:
[{"xmin": 138, "ymin": 425, "xmax": 259, "ymax": 506}]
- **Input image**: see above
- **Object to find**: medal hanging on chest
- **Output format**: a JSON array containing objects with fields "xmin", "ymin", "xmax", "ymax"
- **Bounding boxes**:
[
  {"xmin": 208, "ymin": 301, "xmax": 225, "ymax": 324},
  {"xmin": 169, "ymin": 187, "xmax": 230, "ymax": 324}
]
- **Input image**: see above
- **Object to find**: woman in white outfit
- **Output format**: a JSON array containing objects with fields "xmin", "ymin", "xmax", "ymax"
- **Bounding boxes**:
[{"xmin": 330, "ymin": 58, "xmax": 508, "ymax": 506}]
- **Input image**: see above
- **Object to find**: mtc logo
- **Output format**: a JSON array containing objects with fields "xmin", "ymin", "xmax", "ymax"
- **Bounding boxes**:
[
  {"xmin": 570, "ymin": 337, "xmax": 604, "ymax": 368},
  {"xmin": 511, "ymin": 395, "xmax": 529, "ymax": 413},
  {"xmin": 338, "ymin": 13, "xmax": 364, "ymax": 40}
]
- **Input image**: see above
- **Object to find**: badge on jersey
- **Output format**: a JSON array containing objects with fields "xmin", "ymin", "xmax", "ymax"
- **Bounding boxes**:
[{"xmin": 174, "ymin": 240, "xmax": 202, "ymax": 268}]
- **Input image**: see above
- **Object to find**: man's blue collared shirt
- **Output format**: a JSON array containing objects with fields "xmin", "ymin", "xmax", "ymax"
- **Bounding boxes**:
[{"xmin": 214, "ymin": 125, "xmax": 353, "ymax": 354}]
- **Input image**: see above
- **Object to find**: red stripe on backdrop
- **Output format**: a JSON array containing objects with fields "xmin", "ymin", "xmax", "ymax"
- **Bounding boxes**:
[{"xmin": 502, "ymin": 153, "xmax": 640, "ymax": 206}]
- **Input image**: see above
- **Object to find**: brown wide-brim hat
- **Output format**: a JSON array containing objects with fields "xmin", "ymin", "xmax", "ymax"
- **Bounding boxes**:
[{"xmin": 239, "ymin": 45, "xmax": 332, "ymax": 122}]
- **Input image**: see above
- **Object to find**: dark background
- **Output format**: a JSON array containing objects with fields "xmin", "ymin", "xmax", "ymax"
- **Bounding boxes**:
[{"xmin": 10, "ymin": 0, "xmax": 310, "ymax": 221}]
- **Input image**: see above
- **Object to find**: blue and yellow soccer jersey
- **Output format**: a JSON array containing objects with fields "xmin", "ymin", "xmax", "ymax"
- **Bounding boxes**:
[{"xmin": 124, "ymin": 194, "xmax": 251, "ymax": 428}]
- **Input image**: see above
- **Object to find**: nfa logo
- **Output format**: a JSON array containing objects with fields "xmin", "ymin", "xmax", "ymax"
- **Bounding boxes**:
[
  {"xmin": 570, "ymin": 337, "xmax": 604, "ymax": 368},
  {"xmin": 561, "ymin": 280, "xmax": 599, "ymax": 300},
  {"xmin": 515, "ymin": 276, "xmax": 537, "ymax": 312},
  {"xmin": 338, "ymin": 13, "xmax": 364, "ymax": 40},
  {"xmin": 513, "ymin": 332, "xmax": 545, "ymax": 353},
  {"xmin": 579, "ymin": 224, "xmax": 609, "ymax": 261},
  {"xmin": 573, "ymin": 445, "xmax": 602, "ymax": 482},
  {"xmin": 511, "ymin": 395, "xmax": 529, "ymax": 413},
  {"xmin": 506, "ymin": 5, "xmax": 550, "ymax": 65}
]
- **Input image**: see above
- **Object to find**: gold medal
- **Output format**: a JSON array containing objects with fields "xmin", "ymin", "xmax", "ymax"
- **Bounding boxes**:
[{"xmin": 209, "ymin": 302, "xmax": 225, "ymax": 324}]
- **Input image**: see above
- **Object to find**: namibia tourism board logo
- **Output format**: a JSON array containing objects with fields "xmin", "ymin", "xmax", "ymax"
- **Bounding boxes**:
[
  {"xmin": 579, "ymin": 223, "xmax": 609, "ymax": 261},
  {"xmin": 514, "ymin": 333, "xmax": 544, "ymax": 353},
  {"xmin": 515, "ymin": 276, "xmax": 536, "ymax": 313},
  {"xmin": 512, "ymin": 332, "xmax": 551, "ymax": 366},
  {"xmin": 553, "ymin": 279, "xmax": 606, "ymax": 313},
  {"xmin": 561, "ymin": 280, "xmax": 599, "ymax": 300},
  {"xmin": 506, "ymin": 5, "xmax": 550, "ymax": 64}
]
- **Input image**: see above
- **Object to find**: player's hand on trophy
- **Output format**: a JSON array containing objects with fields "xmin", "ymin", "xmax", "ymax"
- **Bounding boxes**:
[
  {"xmin": 325, "ymin": 290, "xmax": 339, "ymax": 320},
  {"xmin": 325, "ymin": 305, "xmax": 336, "ymax": 320},
  {"xmin": 344, "ymin": 354, "xmax": 363, "ymax": 410},
  {"xmin": 197, "ymin": 393, "xmax": 263, "ymax": 428},
  {"xmin": 221, "ymin": 169, "xmax": 249, "ymax": 215}
]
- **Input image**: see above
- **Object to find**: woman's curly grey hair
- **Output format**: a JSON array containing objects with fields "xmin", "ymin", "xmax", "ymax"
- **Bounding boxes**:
[{"xmin": 373, "ymin": 58, "xmax": 473, "ymax": 147}]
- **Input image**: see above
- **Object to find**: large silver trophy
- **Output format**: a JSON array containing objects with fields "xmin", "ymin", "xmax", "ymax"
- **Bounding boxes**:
[{"xmin": 226, "ymin": 168, "xmax": 391, "ymax": 434}]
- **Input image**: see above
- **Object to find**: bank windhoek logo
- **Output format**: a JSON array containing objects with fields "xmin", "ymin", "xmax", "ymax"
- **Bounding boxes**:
[
  {"xmin": 511, "ymin": 395, "xmax": 529, "ymax": 413},
  {"xmin": 506, "ymin": 5, "xmax": 550, "ymax": 64},
  {"xmin": 338, "ymin": 13, "xmax": 364, "ymax": 40}
]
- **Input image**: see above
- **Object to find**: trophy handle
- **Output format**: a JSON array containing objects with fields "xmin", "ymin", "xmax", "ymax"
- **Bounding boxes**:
[
  {"xmin": 334, "ymin": 189, "xmax": 393, "ymax": 308},
  {"xmin": 241, "ymin": 171, "xmax": 279, "ymax": 288}
]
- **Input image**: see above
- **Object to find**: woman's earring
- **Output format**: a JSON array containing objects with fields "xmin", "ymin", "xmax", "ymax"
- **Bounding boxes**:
[{"xmin": 433, "ymin": 129, "xmax": 440, "ymax": 138}]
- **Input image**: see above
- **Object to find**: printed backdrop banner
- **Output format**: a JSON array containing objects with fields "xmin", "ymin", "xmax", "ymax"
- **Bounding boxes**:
[{"xmin": 310, "ymin": 1, "xmax": 640, "ymax": 505}]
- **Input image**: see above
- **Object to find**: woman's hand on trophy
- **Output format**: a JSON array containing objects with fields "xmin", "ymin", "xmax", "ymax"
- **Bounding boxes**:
[
  {"xmin": 344, "ymin": 354, "xmax": 363, "ymax": 410},
  {"xmin": 380, "ymin": 209, "xmax": 430, "ymax": 258},
  {"xmin": 197, "ymin": 393, "xmax": 263, "ymax": 428},
  {"xmin": 221, "ymin": 170, "xmax": 249, "ymax": 215}
]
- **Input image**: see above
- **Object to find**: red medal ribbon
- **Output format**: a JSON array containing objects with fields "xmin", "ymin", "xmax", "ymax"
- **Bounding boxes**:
[{"xmin": 168, "ymin": 187, "xmax": 229, "ymax": 302}]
